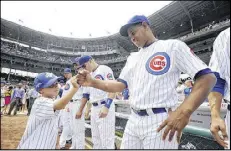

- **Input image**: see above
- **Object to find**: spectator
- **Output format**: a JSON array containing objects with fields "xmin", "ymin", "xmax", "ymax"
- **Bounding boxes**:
[
  {"xmin": 2, "ymin": 86, "xmax": 13, "ymax": 114},
  {"xmin": 7, "ymin": 83, "xmax": 25, "ymax": 116},
  {"xmin": 1, "ymin": 81, "xmax": 7, "ymax": 115}
]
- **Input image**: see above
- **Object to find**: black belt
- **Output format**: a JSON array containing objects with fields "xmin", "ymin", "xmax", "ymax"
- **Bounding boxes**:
[
  {"xmin": 92, "ymin": 100, "xmax": 106, "ymax": 106},
  {"xmin": 228, "ymin": 104, "xmax": 230, "ymax": 111},
  {"xmin": 132, "ymin": 108, "xmax": 166, "ymax": 116}
]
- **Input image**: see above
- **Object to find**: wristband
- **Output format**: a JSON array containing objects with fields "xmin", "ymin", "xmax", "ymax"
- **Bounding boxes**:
[
  {"xmin": 104, "ymin": 98, "xmax": 113, "ymax": 109},
  {"xmin": 83, "ymin": 93, "xmax": 90, "ymax": 100}
]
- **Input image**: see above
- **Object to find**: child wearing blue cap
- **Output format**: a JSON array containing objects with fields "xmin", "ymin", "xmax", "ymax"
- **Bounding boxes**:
[{"xmin": 17, "ymin": 72, "xmax": 80, "ymax": 149}]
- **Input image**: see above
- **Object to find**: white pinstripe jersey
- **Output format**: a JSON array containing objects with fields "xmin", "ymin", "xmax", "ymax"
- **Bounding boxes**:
[
  {"xmin": 119, "ymin": 39, "xmax": 208, "ymax": 110},
  {"xmin": 62, "ymin": 79, "xmax": 83, "ymax": 100},
  {"xmin": 83, "ymin": 65, "xmax": 115, "ymax": 103},
  {"xmin": 209, "ymin": 27, "xmax": 230, "ymax": 103},
  {"xmin": 17, "ymin": 97, "xmax": 60, "ymax": 149}
]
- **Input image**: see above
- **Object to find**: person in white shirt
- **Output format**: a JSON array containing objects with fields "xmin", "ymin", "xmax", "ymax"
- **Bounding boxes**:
[
  {"xmin": 76, "ymin": 15, "xmax": 216, "ymax": 149},
  {"xmin": 77, "ymin": 55, "xmax": 116, "ymax": 149},
  {"xmin": 208, "ymin": 27, "xmax": 230, "ymax": 149}
]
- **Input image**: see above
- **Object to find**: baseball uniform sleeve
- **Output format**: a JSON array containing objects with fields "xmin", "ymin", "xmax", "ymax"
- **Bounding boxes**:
[
  {"xmin": 118, "ymin": 55, "xmax": 134, "ymax": 88},
  {"xmin": 209, "ymin": 28, "xmax": 230, "ymax": 79},
  {"xmin": 103, "ymin": 66, "xmax": 115, "ymax": 80},
  {"xmin": 174, "ymin": 40, "xmax": 210, "ymax": 79},
  {"xmin": 35, "ymin": 98, "xmax": 57, "ymax": 120},
  {"xmin": 209, "ymin": 28, "xmax": 230, "ymax": 95}
]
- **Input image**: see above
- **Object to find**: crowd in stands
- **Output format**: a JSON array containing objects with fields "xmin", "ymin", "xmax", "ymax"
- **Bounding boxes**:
[
  {"xmin": 188, "ymin": 37, "xmax": 216, "ymax": 50},
  {"xmin": 49, "ymin": 44, "xmax": 115, "ymax": 53},
  {"xmin": 179, "ymin": 18, "xmax": 230, "ymax": 41},
  {"xmin": 1, "ymin": 40, "xmax": 127, "ymax": 64},
  {"xmin": 1, "ymin": 73, "xmax": 34, "ymax": 86},
  {"xmin": 2, "ymin": 18, "xmax": 228, "ymax": 66}
]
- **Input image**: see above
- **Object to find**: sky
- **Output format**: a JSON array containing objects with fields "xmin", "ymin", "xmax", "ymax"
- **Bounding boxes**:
[{"xmin": 1, "ymin": 1, "xmax": 172, "ymax": 38}]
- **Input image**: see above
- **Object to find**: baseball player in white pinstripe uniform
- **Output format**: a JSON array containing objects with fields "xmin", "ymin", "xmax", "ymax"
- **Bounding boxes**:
[
  {"xmin": 59, "ymin": 68, "xmax": 73, "ymax": 149},
  {"xmin": 17, "ymin": 72, "xmax": 80, "ymax": 149},
  {"xmin": 76, "ymin": 55, "xmax": 116, "ymax": 149},
  {"xmin": 76, "ymin": 15, "xmax": 216, "ymax": 149},
  {"xmin": 66, "ymin": 58, "xmax": 86, "ymax": 149},
  {"xmin": 208, "ymin": 27, "xmax": 230, "ymax": 149}
]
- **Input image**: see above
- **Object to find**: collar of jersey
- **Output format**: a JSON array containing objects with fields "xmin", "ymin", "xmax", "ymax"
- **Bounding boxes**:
[
  {"xmin": 92, "ymin": 65, "xmax": 101, "ymax": 74},
  {"xmin": 142, "ymin": 39, "xmax": 159, "ymax": 49}
]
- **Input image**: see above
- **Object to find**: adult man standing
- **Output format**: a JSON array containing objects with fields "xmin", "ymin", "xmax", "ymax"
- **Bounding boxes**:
[
  {"xmin": 77, "ymin": 15, "xmax": 216, "ymax": 149},
  {"xmin": 66, "ymin": 57, "xmax": 87, "ymax": 149},
  {"xmin": 77, "ymin": 55, "xmax": 116, "ymax": 149},
  {"xmin": 208, "ymin": 27, "xmax": 230, "ymax": 149},
  {"xmin": 59, "ymin": 68, "xmax": 73, "ymax": 149},
  {"xmin": 8, "ymin": 83, "xmax": 25, "ymax": 115}
]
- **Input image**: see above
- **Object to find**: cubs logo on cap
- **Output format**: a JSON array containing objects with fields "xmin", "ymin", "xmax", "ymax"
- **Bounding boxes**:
[
  {"xmin": 95, "ymin": 74, "xmax": 104, "ymax": 80},
  {"xmin": 146, "ymin": 52, "xmax": 170, "ymax": 75},
  {"xmin": 107, "ymin": 73, "xmax": 113, "ymax": 80}
]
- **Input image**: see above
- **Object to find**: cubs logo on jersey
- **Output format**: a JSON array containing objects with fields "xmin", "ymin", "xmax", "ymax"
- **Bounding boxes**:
[
  {"xmin": 64, "ymin": 83, "xmax": 70, "ymax": 90},
  {"xmin": 145, "ymin": 52, "xmax": 170, "ymax": 75},
  {"xmin": 107, "ymin": 73, "xmax": 113, "ymax": 80},
  {"xmin": 95, "ymin": 74, "xmax": 104, "ymax": 80}
]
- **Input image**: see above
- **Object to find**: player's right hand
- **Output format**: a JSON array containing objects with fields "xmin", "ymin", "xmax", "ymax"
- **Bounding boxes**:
[
  {"xmin": 75, "ymin": 110, "xmax": 82, "ymax": 119},
  {"xmin": 210, "ymin": 117, "xmax": 229, "ymax": 148},
  {"xmin": 70, "ymin": 75, "xmax": 79, "ymax": 88},
  {"xmin": 157, "ymin": 109, "xmax": 190, "ymax": 143},
  {"xmin": 77, "ymin": 69, "xmax": 93, "ymax": 87}
]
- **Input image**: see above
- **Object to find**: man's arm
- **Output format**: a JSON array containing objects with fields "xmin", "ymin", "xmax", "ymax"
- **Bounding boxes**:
[
  {"xmin": 157, "ymin": 73, "xmax": 216, "ymax": 143},
  {"xmin": 177, "ymin": 73, "xmax": 216, "ymax": 115},
  {"xmin": 99, "ymin": 92, "xmax": 116, "ymax": 118},
  {"xmin": 207, "ymin": 74, "xmax": 228, "ymax": 148},
  {"xmin": 77, "ymin": 70, "xmax": 126, "ymax": 93},
  {"xmin": 76, "ymin": 97, "xmax": 88, "ymax": 119},
  {"xmin": 209, "ymin": 92, "xmax": 222, "ymax": 117},
  {"xmin": 85, "ymin": 101, "xmax": 92, "ymax": 119},
  {"xmin": 207, "ymin": 28, "xmax": 229, "ymax": 148}
]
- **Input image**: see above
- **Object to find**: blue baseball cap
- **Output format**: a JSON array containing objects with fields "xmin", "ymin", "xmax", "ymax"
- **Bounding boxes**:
[
  {"xmin": 72, "ymin": 57, "xmax": 80, "ymax": 65},
  {"xmin": 34, "ymin": 72, "xmax": 60, "ymax": 92},
  {"xmin": 120, "ymin": 15, "xmax": 150, "ymax": 37},
  {"xmin": 64, "ymin": 68, "xmax": 72, "ymax": 74},
  {"xmin": 78, "ymin": 55, "xmax": 92, "ymax": 66}
]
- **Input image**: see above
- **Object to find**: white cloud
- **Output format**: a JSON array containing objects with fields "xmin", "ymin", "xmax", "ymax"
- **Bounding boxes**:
[{"xmin": 1, "ymin": 1, "xmax": 172, "ymax": 38}]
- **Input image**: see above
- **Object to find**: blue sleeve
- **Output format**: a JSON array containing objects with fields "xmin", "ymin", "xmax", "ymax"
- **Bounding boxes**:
[
  {"xmin": 193, "ymin": 68, "xmax": 213, "ymax": 80},
  {"xmin": 83, "ymin": 93, "xmax": 90, "ymax": 100},
  {"xmin": 211, "ymin": 72, "xmax": 226, "ymax": 96},
  {"xmin": 117, "ymin": 78, "xmax": 128, "ymax": 88}
]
